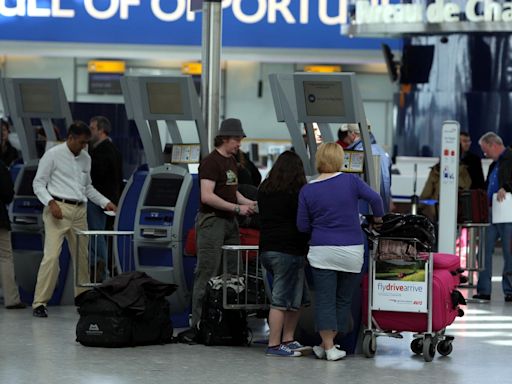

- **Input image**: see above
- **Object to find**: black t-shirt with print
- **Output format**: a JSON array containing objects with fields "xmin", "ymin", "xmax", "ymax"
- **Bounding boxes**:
[{"xmin": 199, "ymin": 149, "xmax": 238, "ymax": 218}]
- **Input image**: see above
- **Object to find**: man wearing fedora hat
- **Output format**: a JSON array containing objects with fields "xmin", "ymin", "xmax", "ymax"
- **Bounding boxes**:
[{"xmin": 180, "ymin": 118, "xmax": 256, "ymax": 342}]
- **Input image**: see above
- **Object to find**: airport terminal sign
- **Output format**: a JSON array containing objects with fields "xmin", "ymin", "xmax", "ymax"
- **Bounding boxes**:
[
  {"xmin": 355, "ymin": 0, "xmax": 512, "ymax": 25},
  {"xmin": 0, "ymin": 0, "xmax": 395, "ymax": 50}
]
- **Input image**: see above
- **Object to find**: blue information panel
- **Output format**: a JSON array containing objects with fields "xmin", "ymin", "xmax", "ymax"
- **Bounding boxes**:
[{"xmin": 0, "ymin": 1, "xmax": 398, "ymax": 50}]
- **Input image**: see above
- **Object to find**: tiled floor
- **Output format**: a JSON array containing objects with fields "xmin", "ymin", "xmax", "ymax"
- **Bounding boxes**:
[{"xmin": 2, "ymin": 255, "xmax": 512, "ymax": 384}]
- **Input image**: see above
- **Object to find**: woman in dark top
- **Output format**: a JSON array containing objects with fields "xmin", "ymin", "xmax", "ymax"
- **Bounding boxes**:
[{"xmin": 258, "ymin": 151, "xmax": 311, "ymax": 357}]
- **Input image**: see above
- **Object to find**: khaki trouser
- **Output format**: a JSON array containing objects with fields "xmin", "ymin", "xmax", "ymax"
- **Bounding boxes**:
[
  {"xmin": 190, "ymin": 212, "xmax": 240, "ymax": 326},
  {"xmin": 0, "ymin": 228, "xmax": 22, "ymax": 307},
  {"xmin": 32, "ymin": 202, "xmax": 90, "ymax": 308}
]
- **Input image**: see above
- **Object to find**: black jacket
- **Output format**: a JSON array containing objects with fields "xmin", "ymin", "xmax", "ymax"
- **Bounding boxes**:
[
  {"xmin": 486, "ymin": 148, "xmax": 512, "ymax": 193},
  {"xmin": 90, "ymin": 139, "xmax": 123, "ymax": 204},
  {"xmin": 0, "ymin": 141, "xmax": 19, "ymax": 167},
  {"xmin": 461, "ymin": 151, "xmax": 485, "ymax": 190},
  {"xmin": 0, "ymin": 160, "xmax": 14, "ymax": 230},
  {"xmin": 94, "ymin": 271, "xmax": 177, "ymax": 314}
]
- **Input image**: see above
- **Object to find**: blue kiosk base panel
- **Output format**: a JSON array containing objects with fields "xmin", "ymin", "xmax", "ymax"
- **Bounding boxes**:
[
  {"xmin": 13, "ymin": 238, "xmax": 73, "ymax": 306},
  {"xmin": 137, "ymin": 247, "xmax": 173, "ymax": 267}
]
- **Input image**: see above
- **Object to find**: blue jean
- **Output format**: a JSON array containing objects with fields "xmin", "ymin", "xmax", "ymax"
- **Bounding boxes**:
[
  {"xmin": 310, "ymin": 266, "xmax": 360, "ymax": 333},
  {"xmin": 87, "ymin": 202, "xmax": 109, "ymax": 277},
  {"xmin": 260, "ymin": 251, "xmax": 310, "ymax": 311},
  {"xmin": 477, "ymin": 222, "xmax": 512, "ymax": 295}
]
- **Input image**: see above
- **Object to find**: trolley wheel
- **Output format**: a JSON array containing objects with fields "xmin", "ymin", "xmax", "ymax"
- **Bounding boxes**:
[
  {"xmin": 437, "ymin": 340, "xmax": 453, "ymax": 356},
  {"xmin": 422, "ymin": 335, "xmax": 436, "ymax": 362},
  {"xmin": 410, "ymin": 338, "xmax": 423, "ymax": 355},
  {"xmin": 362, "ymin": 332, "xmax": 376, "ymax": 358}
]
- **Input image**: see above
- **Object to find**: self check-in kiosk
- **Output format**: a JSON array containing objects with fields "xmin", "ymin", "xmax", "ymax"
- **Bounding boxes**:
[
  {"xmin": 269, "ymin": 72, "xmax": 377, "ymax": 189},
  {"xmin": 269, "ymin": 72, "xmax": 377, "ymax": 352},
  {"xmin": 0, "ymin": 78, "xmax": 74, "ymax": 304},
  {"xmin": 117, "ymin": 76, "xmax": 208, "ymax": 320}
]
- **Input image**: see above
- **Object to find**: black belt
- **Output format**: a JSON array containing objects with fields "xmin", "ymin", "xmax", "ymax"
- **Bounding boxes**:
[{"xmin": 52, "ymin": 196, "xmax": 84, "ymax": 206}]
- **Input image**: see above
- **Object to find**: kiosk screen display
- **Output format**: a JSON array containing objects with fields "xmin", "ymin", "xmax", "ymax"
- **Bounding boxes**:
[
  {"xmin": 146, "ymin": 82, "xmax": 184, "ymax": 115},
  {"xmin": 20, "ymin": 83, "xmax": 56, "ymax": 114},
  {"xmin": 144, "ymin": 176, "xmax": 184, "ymax": 207},
  {"xmin": 303, "ymin": 81, "xmax": 344, "ymax": 117},
  {"xmin": 17, "ymin": 168, "xmax": 37, "ymax": 196}
]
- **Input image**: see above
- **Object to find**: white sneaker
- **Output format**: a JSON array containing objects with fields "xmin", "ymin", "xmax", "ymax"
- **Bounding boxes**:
[
  {"xmin": 325, "ymin": 346, "xmax": 346, "ymax": 361},
  {"xmin": 312, "ymin": 345, "xmax": 326, "ymax": 359}
]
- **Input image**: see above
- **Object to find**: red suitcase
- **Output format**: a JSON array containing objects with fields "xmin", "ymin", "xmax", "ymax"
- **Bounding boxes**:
[
  {"xmin": 457, "ymin": 189, "xmax": 489, "ymax": 223},
  {"xmin": 431, "ymin": 252, "xmax": 463, "ymax": 288},
  {"xmin": 362, "ymin": 268, "xmax": 462, "ymax": 333}
]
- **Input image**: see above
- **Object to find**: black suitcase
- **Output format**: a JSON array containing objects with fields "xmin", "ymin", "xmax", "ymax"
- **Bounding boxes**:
[
  {"xmin": 197, "ymin": 275, "xmax": 249, "ymax": 346},
  {"xmin": 458, "ymin": 190, "xmax": 489, "ymax": 223}
]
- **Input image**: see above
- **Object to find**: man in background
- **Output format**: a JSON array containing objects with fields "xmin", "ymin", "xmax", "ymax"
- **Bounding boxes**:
[
  {"xmin": 474, "ymin": 132, "xmax": 512, "ymax": 302},
  {"xmin": 88, "ymin": 116, "xmax": 123, "ymax": 282},
  {"xmin": 460, "ymin": 131, "xmax": 485, "ymax": 190},
  {"xmin": 342, "ymin": 122, "xmax": 393, "ymax": 212},
  {"xmin": 0, "ymin": 159, "xmax": 25, "ymax": 309}
]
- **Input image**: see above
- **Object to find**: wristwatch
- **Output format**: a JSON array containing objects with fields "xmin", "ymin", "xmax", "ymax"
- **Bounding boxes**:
[{"xmin": 234, "ymin": 205, "xmax": 241, "ymax": 214}]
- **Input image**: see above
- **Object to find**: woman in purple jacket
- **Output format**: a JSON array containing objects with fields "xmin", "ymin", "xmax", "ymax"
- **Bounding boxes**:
[{"xmin": 297, "ymin": 142, "xmax": 384, "ymax": 361}]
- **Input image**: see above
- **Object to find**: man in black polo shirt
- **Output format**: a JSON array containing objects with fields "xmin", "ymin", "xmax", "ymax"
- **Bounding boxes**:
[{"xmin": 180, "ymin": 118, "xmax": 256, "ymax": 341}]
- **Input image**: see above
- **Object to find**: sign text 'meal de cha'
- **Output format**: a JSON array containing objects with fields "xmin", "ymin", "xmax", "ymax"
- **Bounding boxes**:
[{"xmin": 355, "ymin": 0, "xmax": 512, "ymax": 24}]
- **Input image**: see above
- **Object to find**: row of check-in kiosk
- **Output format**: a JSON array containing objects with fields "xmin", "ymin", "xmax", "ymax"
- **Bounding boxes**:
[{"xmin": 2, "ymin": 73, "xmax": 377, "ymax": 347}]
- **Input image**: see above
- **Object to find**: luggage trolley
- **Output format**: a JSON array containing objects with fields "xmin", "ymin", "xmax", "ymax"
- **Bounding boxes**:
[
  {"xmin": 220, "ymin": 245, "xmax": 270, "ymax": 312},
  {"xmin": 362, "ymin": 236, "xmax": 455, "ymax": 362},
  {"xmin": 74, "ymin": 229, "xmax": 135, "ymax": 287}
]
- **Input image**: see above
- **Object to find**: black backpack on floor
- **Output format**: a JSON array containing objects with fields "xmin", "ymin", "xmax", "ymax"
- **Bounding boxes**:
[
  {"xmin": 76, "ymin": 272, "xmax": 176, "ymax": 348},
  {"xmin": 76, "ymin": 290, "xmax": 174, "ymax": 347},
  {"xmin": 197, "ymin": 275, "xmax": 250, "ymax": 346}
]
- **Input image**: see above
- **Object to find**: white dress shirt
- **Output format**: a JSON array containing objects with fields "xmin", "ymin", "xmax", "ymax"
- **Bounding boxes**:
[{"xmin": 33, "ymin": 142, "xmax": 110, "ymax": 208}]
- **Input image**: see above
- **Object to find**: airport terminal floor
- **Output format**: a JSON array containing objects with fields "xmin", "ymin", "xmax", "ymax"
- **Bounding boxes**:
[{"xmin": 2, "ymin": 254, "xmax": 512, "ymax": 384}]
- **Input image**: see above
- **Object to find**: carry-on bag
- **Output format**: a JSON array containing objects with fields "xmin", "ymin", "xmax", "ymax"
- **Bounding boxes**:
[
  {"xmin": 76, "ymin": 272, "xmax": 176, "ymax": 347},
  {"xmin": 457, "ymin": 189, "xmax": 489, "ymax": 223},
  {"xmin": 197, "ymin": 275, "xmax": 250, "ymax": 346}
]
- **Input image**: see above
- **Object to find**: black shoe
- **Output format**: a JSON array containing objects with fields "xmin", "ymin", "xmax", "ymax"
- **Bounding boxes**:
[
  {"xmin": 505, "ymin": 295, "xmax": 512, "ymax": 302},
  {"xmin": 177, "ymin": 327, "xmax": 198, "ymax": 344},
  {"xmin": 6, "ymin": 302, "xmax": 27, "ymax": 309},
  {"xmin": 472, "ymin": 294, "xmax": 491, "ymax": 301},
  {"xmin": 33, "ymin": 305, "xmax": 48, "ymax": 318}
]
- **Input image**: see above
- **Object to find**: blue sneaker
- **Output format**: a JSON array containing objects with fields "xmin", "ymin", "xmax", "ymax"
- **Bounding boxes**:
[
  {"xmin": 266, "ymin": 344, "xmax": 301, "ymax": 357},
  {"xmin": 286, "ymin": 341, "xmax": 313, "ymax": 354}
]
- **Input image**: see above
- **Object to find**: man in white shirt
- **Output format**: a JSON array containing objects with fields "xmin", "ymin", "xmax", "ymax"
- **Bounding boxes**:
[{"xmin": 32, "ymin": 121, "xmax": 116, "ymax": 317}]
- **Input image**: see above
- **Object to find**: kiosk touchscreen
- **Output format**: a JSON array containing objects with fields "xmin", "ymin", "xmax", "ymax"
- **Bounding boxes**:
[
  {"xmin": 293, "ymin": 73, "xmax": 376, "ymax": 189},
  {"xmin": 1, "ymin": 78, "xmax": 74, "ymax": 305},
  {"xmin": 269, "ymin": 73, "xmax": 377, "ymax": 189},
  {"xmin": 118, "ymin": 76, "xmax": 207, "ymax": 320}
]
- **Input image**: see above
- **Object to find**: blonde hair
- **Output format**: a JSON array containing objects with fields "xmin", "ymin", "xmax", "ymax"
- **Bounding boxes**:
[{"xmin": 315, "ymin": 142, "xmax": 344, "ymax": 173}]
